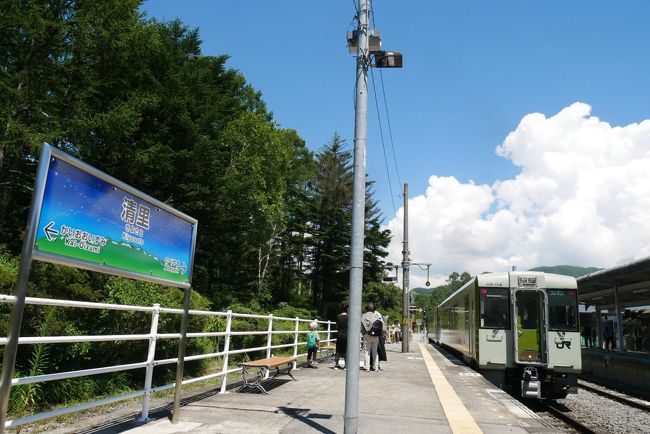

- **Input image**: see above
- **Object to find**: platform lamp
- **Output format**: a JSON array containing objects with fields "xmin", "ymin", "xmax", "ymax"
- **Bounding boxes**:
[{"xmin": 374, "ymin": 51, "xmax": 403, "ymax": 68}]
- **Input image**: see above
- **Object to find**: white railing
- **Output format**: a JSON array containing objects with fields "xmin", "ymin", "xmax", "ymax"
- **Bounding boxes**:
[{"xmin": 0, "ymin": 294, "xmax": 336, "ymax": 429}]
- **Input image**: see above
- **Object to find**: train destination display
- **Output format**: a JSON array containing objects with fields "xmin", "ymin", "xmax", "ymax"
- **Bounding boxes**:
[{"xmin": 33, "ymin": 150, "xmax": 196, "ymax": 288}]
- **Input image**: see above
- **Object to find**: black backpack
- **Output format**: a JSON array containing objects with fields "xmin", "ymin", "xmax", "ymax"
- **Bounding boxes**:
[{"xmin": 369, "ymin": 319, "xmax": 383, "ymax": 336}]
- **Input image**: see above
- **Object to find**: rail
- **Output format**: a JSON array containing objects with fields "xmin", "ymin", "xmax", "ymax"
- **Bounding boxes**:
[{"xmin": 0, "ymin": 294, "xmax": 337, "ymax": 429}]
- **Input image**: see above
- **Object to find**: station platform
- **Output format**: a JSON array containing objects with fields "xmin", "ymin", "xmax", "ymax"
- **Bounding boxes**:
[
  {"xmin": 581, "ymin": 347, "xmax": 650, "ymax": 400},
  {"xmin": 63, "ymin": 343, "xmax": 561, "ymax": 434}
]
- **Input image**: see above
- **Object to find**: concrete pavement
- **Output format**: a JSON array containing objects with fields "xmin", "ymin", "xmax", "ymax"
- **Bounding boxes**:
[{"xmin": 78, "ymin": 342, "xmax": 564, "ymax": 434}]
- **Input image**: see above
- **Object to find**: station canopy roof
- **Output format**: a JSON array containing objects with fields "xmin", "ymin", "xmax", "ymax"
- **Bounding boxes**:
[{"xmin": 577, "ymin": 256, "xmax": 650, "ymax": 309}]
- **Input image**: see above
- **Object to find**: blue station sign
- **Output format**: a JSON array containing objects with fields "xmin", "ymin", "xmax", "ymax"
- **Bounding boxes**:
[{"xmin": 32, "ymin": 145, "xmax": 197, "ymax": 288}]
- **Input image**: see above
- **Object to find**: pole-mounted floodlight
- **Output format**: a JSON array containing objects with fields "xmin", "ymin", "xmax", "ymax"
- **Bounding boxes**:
[
  {"xmin": 374, "ymin": 51, "xmax": 403, "ymax": 68},
  {"xmin": 347, "ymin": 28, "xmax": 403, "ymax": 69},
  {"xmin": 347, "ymin": 29, "xmax": 382, "ymax": 53}
]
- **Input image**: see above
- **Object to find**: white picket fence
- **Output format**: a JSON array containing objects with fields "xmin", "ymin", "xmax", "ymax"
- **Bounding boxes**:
[{"xmin": 0, "ymin": 294, "xmax": 336, "ymax": 429}]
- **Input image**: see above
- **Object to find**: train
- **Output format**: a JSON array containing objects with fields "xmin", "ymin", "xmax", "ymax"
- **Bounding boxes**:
[{"xmin": 427, "ymin": 271, "xmax": 581, "ymax": 399}]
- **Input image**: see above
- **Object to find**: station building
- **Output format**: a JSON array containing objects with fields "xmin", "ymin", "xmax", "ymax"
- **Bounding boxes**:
[{"xmin": 577, "ymin": 256, "xmax": 650, "ymax": 396}]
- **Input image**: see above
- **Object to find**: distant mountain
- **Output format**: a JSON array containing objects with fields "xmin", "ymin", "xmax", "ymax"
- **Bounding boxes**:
[
  {"xmin": 528, "ymin": 265, "xmax": 601, "ymax": 278},
  {"xmin": 412, "ymin": 287, "xmax": 433, "ymax": 296}
]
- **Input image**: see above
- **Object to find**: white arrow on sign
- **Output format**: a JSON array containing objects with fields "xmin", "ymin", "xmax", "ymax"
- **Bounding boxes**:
[{"xmin": 44, "ymin": 221, "xmax": 59, "ymax": 241}]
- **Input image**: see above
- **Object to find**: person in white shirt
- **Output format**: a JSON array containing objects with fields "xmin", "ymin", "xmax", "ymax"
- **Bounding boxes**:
[{"xmin": 360, "ymin": 302, "xmax": 381, "ymax": 371}]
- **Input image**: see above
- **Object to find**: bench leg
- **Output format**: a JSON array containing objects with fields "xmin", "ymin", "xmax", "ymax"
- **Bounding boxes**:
[
  {"xmin": 270, "ymin": 364, "xmax": 297, "ymax": 381},
  {"xmin": 238, "ymin": 366, "xmax": 269, "ymax": 394}
]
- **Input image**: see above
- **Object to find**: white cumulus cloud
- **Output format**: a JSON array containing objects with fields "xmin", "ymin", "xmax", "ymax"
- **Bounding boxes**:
[{"xmin": 385, "ymin": 102, "xmax": 650, "ymax": 287}]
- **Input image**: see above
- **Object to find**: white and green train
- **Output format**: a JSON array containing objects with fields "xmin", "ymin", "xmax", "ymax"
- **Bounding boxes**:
[{"xmin": 427, "ymin": 271, "xmax": 581, "ymax": 399}]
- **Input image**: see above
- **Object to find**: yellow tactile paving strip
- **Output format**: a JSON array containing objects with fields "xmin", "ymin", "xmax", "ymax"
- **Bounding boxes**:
[{"xmin": 419, "ymin": 343, "xmax": 483, "ymax": 434}]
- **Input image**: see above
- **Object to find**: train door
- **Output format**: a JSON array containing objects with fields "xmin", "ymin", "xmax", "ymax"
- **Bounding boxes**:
[
  {"xmin": 466, "ymin": 294, "xmax": 475, "ymax": 356},
  {"xmin": 513, "ymin": 289, "xmax": 548, "ymax": 364},
  {"xmin": 464, "ymin": 294, "xmax": 471, "ymax": 354}
]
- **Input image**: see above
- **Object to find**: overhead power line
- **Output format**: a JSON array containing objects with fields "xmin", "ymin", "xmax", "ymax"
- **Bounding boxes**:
[{"xmin": 370, "ymin": 67, "xmax": 401, "ymax": 241}]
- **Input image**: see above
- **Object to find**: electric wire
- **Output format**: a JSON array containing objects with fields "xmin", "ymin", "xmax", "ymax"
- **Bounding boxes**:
[
  {"xmin": 370, "ymin": 66, "xmax": 401, "ymax": 241},
  {"xmin": 369, "ymin": 4, "xmax": 404, "ymax": 239},
  {"xmin": 370, "ymin": 6, "xmax": 402, "ymax": 187},
  {"xmin": 378, "ymin": 69, "xmax": 403, "ymax": 188}
]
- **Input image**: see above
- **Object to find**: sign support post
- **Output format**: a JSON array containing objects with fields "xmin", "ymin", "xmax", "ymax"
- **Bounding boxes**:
[
  {"xmin": 0, "ymin": 144, "xmax": 52, "ymax": 433},
  {"xmin": 171, "ymin": 286, "xmax": 192, "ymax": 423}
]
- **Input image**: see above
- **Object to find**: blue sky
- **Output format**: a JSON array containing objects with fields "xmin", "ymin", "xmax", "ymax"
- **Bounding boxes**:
[{"xmin": 141, "ymin": 1, "xmax": 650, "ymax": 284}]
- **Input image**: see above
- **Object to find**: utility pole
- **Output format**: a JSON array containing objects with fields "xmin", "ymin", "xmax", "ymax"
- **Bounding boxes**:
[
  {"xmin": 344, "ymin": 0, "xmax": 369, "ymax": 432},
  {"xmin": 344, "ymin": 3, "xmax": 401, "ymax": 432},
  {"xmin": 401, "ymin": 183, "xmax": 410, "ymax": 353}
]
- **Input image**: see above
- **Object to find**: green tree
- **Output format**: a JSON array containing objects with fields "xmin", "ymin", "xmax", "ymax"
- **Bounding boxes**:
[
  {"xmin": 362, "ymin": 281, "xmax": 401, "ymax": 319},
  {"xmin": 204, "ymin": 112, "xmax": 295, "ymax": 304},
  {"xmin": 267, "ymin": 130, "xmax": 316, "ymax": 306},
  {"xmin": 419, "ymin": 271, "xmax": 472, "ymax": 314},
  {"xmin": 363, "ymin": 181, "xmax": 391, "ymax": 282},
  {"xmin": 0, "ymin": 0, "xmax": 76, "ymax": 251},
  {"xmin": 306, "ymin": 134, "xmax": 391, "ymax": 318}
]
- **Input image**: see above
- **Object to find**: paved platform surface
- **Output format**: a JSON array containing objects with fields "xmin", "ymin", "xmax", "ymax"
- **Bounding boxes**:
[{"xmin": 84, "ymin": 342, "xmax": 564, "ymax": 434}]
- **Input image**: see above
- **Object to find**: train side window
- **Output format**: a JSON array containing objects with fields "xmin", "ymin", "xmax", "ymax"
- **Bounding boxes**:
[
  {"xmin": 480, "ymin": 287, "xmax": 509, "ymax": 329},
  {"xmin": 547, "ymin": 289, "xmax": 578, "ymax": 331}
]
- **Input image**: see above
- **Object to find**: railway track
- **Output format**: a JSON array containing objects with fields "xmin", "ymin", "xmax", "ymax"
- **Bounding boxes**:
[
  {"xmin": 538, "ymin": 399, "xmax": 600, "ymax": 434},
  {"xmin": 578, "ymin": 380, "xmax": 650, "ymax": 412},
  {"xmin": 522, "ymin": 381, "xmax": 650, "ymax": 434}
]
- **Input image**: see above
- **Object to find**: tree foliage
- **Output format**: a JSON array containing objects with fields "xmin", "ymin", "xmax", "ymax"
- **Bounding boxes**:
[
  {"xmin": 415, "ymin": 271, "xmax": 472, "ymax": 315},
  {"xmin": 0, "ymin": 2, "xmax": 392, "ymax": 411}
]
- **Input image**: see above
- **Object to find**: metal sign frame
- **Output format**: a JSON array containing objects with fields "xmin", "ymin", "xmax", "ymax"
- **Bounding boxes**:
[{"xmin": 32, "ymin": 144, "xmax": 197, "ymax": 289}]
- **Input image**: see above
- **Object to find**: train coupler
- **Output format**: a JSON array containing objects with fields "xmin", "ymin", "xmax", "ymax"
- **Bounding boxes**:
[{"xmin": 521, "ymin": 367, "xmax": 541, "ymax": 398}]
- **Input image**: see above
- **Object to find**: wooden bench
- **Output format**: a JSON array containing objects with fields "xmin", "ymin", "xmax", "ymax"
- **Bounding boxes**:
[
  {"xmin": 237, "ymin": 356, "xmax": 297, "ymax": 394},
  {"xmin": 318, "ymin": 343, "xmax": 336, "ymax": 362}
]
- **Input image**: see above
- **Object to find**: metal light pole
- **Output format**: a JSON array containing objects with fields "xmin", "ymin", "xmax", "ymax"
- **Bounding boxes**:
[
  {"xmin": 401, "ymin": 183, "xmax": 410, "ymax": 353},
  {"xmin": 344, "ymin": 0, "xmax": 370, "ymax": 432},
  {"xmin": 343, "ymin": 3, "xmax": 402, "ymax": 431}
]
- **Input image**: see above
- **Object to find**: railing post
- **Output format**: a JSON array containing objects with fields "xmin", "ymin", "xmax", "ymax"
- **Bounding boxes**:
[
  {"xmin": 219, "ymin": 310, "xmax": 233, "ymax": 394},
  {"xmin": 139, "ymin": 303, "xmax": 160, "ymax": 422},
  {"xmin": 266, "ymin": 314, "xmax": 273, "ymax": 357},
  {"xmin": 263, "ymin": 314, "xmax": 274, "ymax": 379},
  {"xmin": 292, "ymin": 317, "xmax": 300, "ymax": 370},
  {"xmin": 326, "ymin": 321, "xmax": 331, "ymax": 344},
  {"xmin": 266, "ymin": 314, "xmax": 274, "ymax": 358}
]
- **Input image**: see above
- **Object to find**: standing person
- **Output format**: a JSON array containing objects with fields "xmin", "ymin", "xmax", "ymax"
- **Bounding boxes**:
[
  {"xmin": 334, "ymin": 303, "xmax": 348, "ymax": 369},
  {"xmin": 371, "ymin": 309, "xmax": 387, "ymax": 371},
  {"xmin": 582, "ymin": 325, "xmax": 593, "ymax": 348},
  {"xmin": 604, "ymin": 320, "xmax": 615, "ymax": 351},
  {"xmin": 306, "ymin": 321, "xmax": 320, "ymax": 368},
  {"xmin": 393, "ymin": 320, "xmax": 402, "ymax": 342},
  {"xmin": 361, "ymin": 302, "xmax": 380, "ymax": 372},
  {"xmin": 592, "ymin": 327, "xmax": 597, "ymax": 349}
]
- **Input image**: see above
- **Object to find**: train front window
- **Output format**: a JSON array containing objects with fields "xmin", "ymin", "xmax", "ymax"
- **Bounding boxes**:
[
  {"xmin": 480, "ymin": 287, "xmax": 509, "ymax": 329},
  {"xmin": 547, "ymin": 289, "xmax": 578, "ymax": 331}
]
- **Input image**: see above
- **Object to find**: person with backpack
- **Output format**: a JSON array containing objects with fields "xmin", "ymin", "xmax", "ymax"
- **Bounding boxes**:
[
  {"xmin": 306, "ymin": 321, "xmax": 320, "ymax": 368},
  {"xmin": 361, "ymin": 302, "xmax": 381, "ymax": 371},
  {"xmin": 371, "ymin": 310, "xmax": 387, "ymax": 371}
]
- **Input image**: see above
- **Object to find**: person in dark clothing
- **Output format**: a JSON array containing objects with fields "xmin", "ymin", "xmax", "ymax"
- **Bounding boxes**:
[
  {"xmin": 334, "ymin": 303, "xmax": 348, "ymax": 369},
  {"xmin": 582, "ymin": 325, "xmax": 593, "ymax": 348},
  {"xmin": 604, "ymin": 320, "xmax": 615, "ymax": 350},
  {"xmin": 371, "ymin": 309, "xmax": 387, "ymax": 371},
  {"xmin": 377, "ymin": 316, "xmax": 387, "ymax": 367}
]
